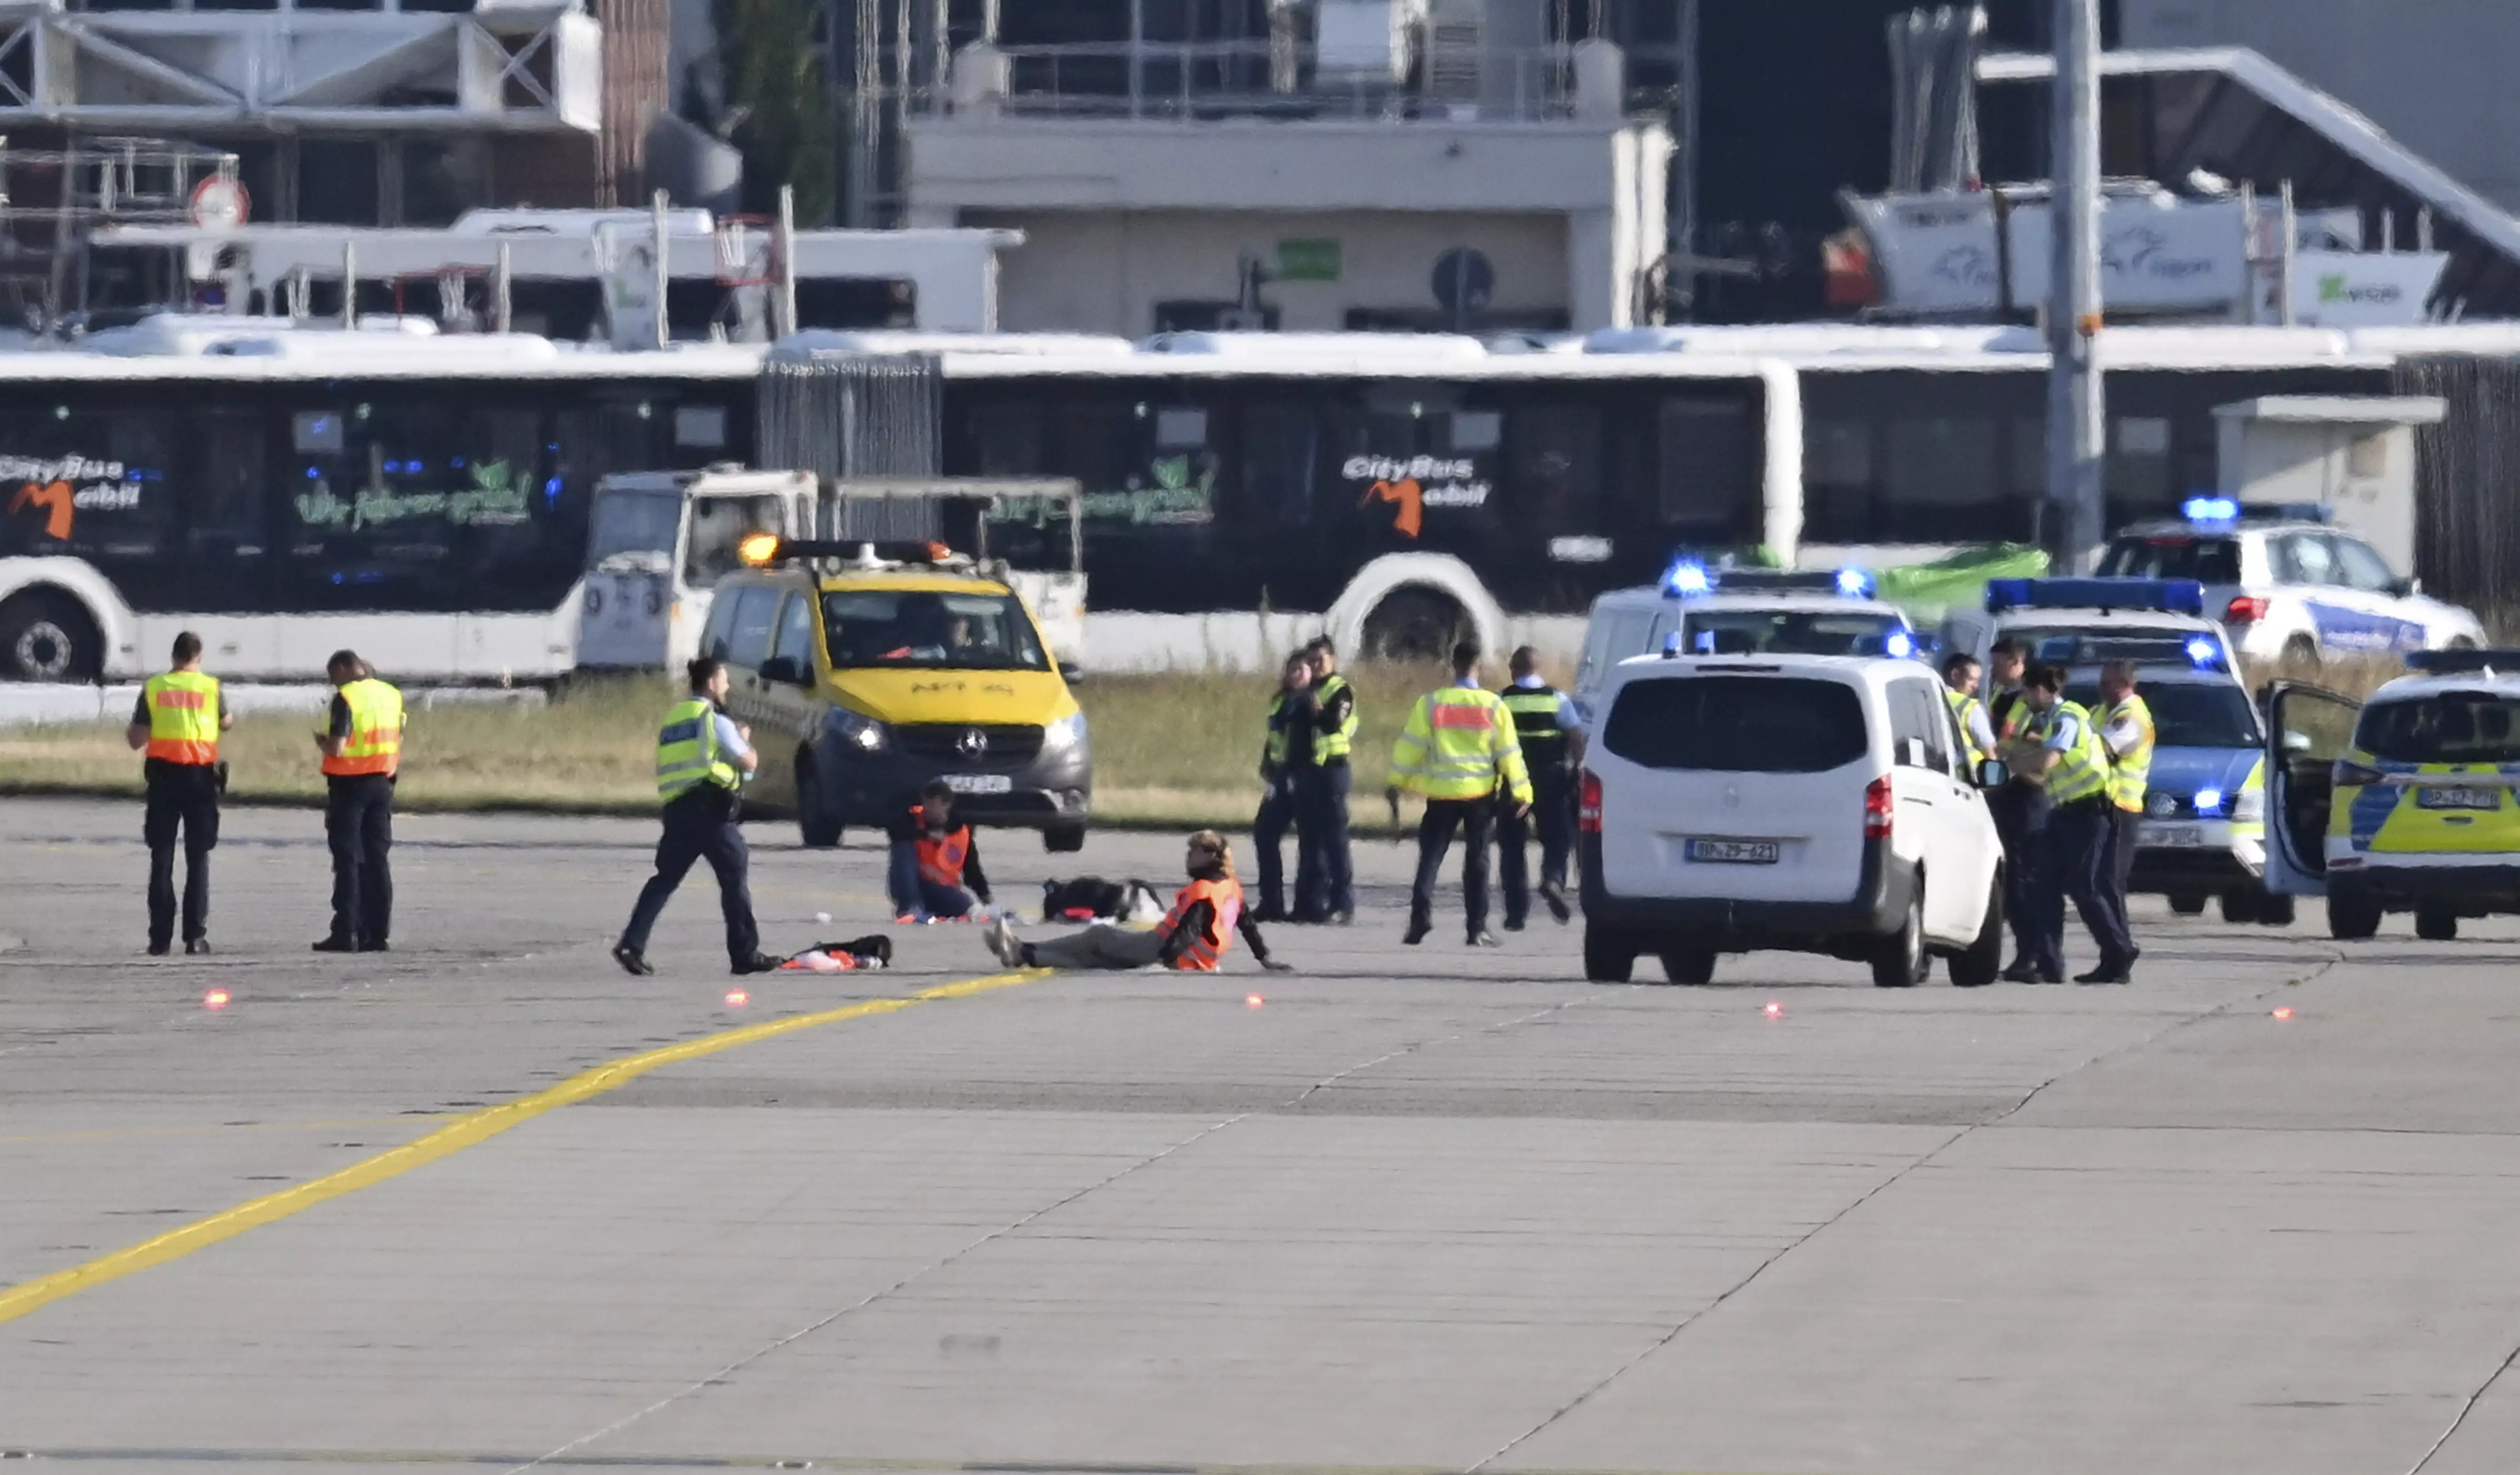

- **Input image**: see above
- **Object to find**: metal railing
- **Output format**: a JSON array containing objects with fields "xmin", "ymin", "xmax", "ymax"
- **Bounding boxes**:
[{"xmin": 925, "ymin": 40, "xmax": 1592, "ymax": 124}]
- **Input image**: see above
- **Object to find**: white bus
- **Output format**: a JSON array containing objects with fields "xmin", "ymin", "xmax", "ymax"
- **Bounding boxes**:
[{"xmin": 0, "ymin": 318, "xmax": 758, "ymax": 681}]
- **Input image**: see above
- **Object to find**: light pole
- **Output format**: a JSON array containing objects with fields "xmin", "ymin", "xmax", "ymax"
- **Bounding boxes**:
[{"xmin": 2045, "ymin": 0, "xmax": 2105, "ymax": 572}]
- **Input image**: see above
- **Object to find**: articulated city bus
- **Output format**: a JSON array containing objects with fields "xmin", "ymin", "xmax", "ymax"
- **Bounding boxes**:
[{"xmin": 0, "ymin": 320, "xmax": 755, "ymax": 681}]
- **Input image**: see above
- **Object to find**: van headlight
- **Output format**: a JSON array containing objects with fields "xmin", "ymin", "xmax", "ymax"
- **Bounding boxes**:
[
  {"xmin": 1045, "ymin": 710, "xmax": 1088, "ymax": 749},
  {"xmin": 832, "ymin": 708, "xmax": 888, "ymax": 753}
]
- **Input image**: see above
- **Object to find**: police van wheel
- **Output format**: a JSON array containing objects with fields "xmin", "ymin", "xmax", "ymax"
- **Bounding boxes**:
[
  {"xmin": 795, "ymin": 766, "xmax": 842, "ymax": 849},
  {"xmin": 1870, "ymin": 888, "xmax": 1927, "ymax": 989},
  {"xmin": 2327, "ymin": 891, "xmax": 2382, "ymax": 941},
  {"xmin": 0, "ymin": 591, "xmax": 100, "ymax": 683},
  {"xmin": 2168, "ymin": 894, "xmax": 2208, "ymax": 916},
  {"xmin": 2219, "ymin": 888, "xmax": 2262, "ymax": 925},
  {"xmin": 1044, "ymin": 824, "xmax": 1087, "ymax": 854},
  {"xmin": 2415, "ymin": 906, "xmax": 2460, "ymax": 942},
  {"xmin": 1658, "ymin": 948, "xmax": 1716, "ymax": 986},
  {"xmin": 1583, "ymin": 926, "xmax": 1637, "ymax": 983},
  {"xmin": 2255, "ymin": 893, "xmax": 2297, "ymax": 927},
  {"xmin": 1947, "ymin": 874, "xmax": 2005, "ymax": 988}
]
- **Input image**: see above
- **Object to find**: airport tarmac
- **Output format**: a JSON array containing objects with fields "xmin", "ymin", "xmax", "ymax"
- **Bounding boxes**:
[{"xmin": 4, "ymin": 796, "xmax": 2518, "ymax": 1475}]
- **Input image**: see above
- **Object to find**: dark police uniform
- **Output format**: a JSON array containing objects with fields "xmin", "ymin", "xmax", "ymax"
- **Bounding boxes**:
[
  {"xmin": 1495, "ymin": 678, "xmax": 1577, "ymax": 927},
  {"xmin": 1295, "ymin": 672, "xmax": 1358, "ymax": 920}
]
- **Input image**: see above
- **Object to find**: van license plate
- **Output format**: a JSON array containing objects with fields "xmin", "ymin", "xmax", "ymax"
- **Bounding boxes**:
[
  {"xmin": 2138, "ymin": 824, "xmax": 2206, "ymax": 848},
  {"xmin": 942, "ymin": 774, "xmax": 1013, "ymax": 794},
  {"xmin": 2417, "ymin": 786, "xmax": 2501, "ymax": 811},
  {"xmin": 1687, "ymin": 839, "xmax": 1779, "ymax": 864}
]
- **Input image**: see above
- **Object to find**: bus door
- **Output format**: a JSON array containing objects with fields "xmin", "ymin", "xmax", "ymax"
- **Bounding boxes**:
[
  {"xmin": 2263, "ymin": 682, "xmax": 2361, "ymax": 897},
  {"xmin": 173, "ymin": 407, "xmax": 284, "ymax": 672}
]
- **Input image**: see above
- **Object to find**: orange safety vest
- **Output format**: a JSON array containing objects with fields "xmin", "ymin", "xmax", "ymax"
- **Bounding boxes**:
[
  {"xmin": 1160, "ymin": 875, "xmax": 1243, "ymax": 972},
  {"xmin": 911, "ymin": 806, "xmax": 971, "ymax": 889},
  {"xmin": 321, "ymin": 677, "xmax": 405, "ymax": 778},
  {"xmin": 142, "ymin": 669, "xmax": 220, "ymax": 766}
]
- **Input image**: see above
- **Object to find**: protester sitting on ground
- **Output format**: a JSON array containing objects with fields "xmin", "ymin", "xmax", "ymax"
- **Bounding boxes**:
[
  {"xmin": 984, "ymin": 831, "xmax": 1290, "ymax": 973},
  {"xmin": 887, "ymin": 781, "xmax": 993, "ymax": 923}
]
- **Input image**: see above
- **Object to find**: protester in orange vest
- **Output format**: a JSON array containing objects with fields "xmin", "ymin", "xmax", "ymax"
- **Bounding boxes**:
[
  {"xmin": 887, "ymin": 780, "xmax": 994, "ymax": 923},
  {"xmin": 983, "ymin": 831, "xmax": 1289, "ymax": 974},
  {"xmin": 311, "ymin": 649, "xmax": 404, "ymax": 954},
  {"xmin": 124, "ymin": 630, "xmax": 234, "ymax": 955}
]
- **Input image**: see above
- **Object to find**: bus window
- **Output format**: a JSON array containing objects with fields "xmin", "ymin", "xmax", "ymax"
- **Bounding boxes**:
[
  {"xmin": 685, "ymin": 497, "xmax": 786, "ymax": 591},
  {"xmin": 1241, "ymin": 400, "xmax": 1320, "ymax": 527},
  {"xmin": 1657, "ymin": 398, "xmax": 1755, "ymax": 532},
  {"xmin": 0, "ymin": 403, "xmax": 175, "ymax": 574},
  {"xmin": 1509, "ymin": 404, "xmax": 1603, "ymax": 532},
  {"xmin": 1883, "ymin": 417, "xmax": 1999, "ymax": 540}
]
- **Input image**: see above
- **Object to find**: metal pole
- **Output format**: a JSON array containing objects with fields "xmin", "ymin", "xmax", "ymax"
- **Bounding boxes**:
[
  {"xmin": 341, "ymin": 240, "xmax": 356, "ymax": 329},
  {"xmin": 1128, "ymin": 0, "xmax": 1144, "ymax": 119},
  {"xmin": 494, "ymin": 239, "xmax": 512, "ymax": 333},
  {"xmin": 651, "ymin": 188, "xmax": 669, "ymax": 350},
  {"xmin": 2276, "ymin": 179, "xmax": 2297, "ymax": 327},
  {"xmin": 775, "ymin": 183, "xmax": 798, "ymax": 339},
  {"xmin": 2043, "ymin": 0, "xmax": 2104, "ymax": 572}
]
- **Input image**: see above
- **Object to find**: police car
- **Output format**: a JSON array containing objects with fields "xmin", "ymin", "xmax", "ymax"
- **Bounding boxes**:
[
  {"xmin": 1573, "ymin": 562, "xmax": 1926, "ymax": 715},
  {"xmin": 2096, "ymin": 500, "xmax": 2483, "ymax": 664},
  {"xmin": 2264, "ymin": 649, "xmax": 2520, "ymax": 941},
  {"xmin": 2041, "ymin": 630, "xmax": 2288, "ymax": 926}
]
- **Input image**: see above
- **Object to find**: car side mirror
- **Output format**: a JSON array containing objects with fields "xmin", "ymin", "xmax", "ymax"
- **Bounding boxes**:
[
  {"xmin": 758, "ymin": 654, "xmax": 809, "ymax": 686},
  {"xmin": 1057, "ymin": 659, "xmax": 1084, "ymax": 684},
  {"xmin": 1976, "ymin": 758, "xmax": 2010, "ymax": 789},
  {"xmin": 2283, "ymin": 730, "xmax": 2314, "ymax": 755}
]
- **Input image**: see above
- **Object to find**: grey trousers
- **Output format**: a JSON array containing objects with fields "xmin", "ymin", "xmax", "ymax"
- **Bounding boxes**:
[{"xmin": 1026, "ymin": 923, "xmax": 1169, "ymax": 970}]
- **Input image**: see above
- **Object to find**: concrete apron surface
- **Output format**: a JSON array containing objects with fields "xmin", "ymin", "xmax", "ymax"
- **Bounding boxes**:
[{"xmin": 3, "ymin": 798, "xmax": 2518, "ymax": 1475}]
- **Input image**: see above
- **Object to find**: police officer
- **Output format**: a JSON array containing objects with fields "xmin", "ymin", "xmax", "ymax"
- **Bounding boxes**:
[
  {"xmin": 1983, "ymin": 637, "xmax": 2048, "ymax": 979},
  {"xmin": 1250, "ymin": 652, "xmax": 1315, "ymax": 923},
  {"xmin": 2096, "ymin": 658, "xmax": 2157, "ymax": 930},
  {"xmin": 1940, "ymin": 651, "xmax": 1996, "ymax": 770},
  {"xmin": 125, "ymin": 631, "xmax": 233, "ymax": 955},
  {"xmin": 614, "ymin": 656, "xmax": 780, "ymax": 977},
  {"xmin": 2009, "ymin": 663, "xmax": 2137, "ymax": 984},
  {"xmin": 1296, "ymin": 637, "xmax": 1359, "ymax": 923},
  {"xmin": 1495, "ymin": 645, "xmax": 1582, "ymax": 928},
  {"xmin": 311, "ymin": 650, "xmax": 404, "ymax": 953},
  {"xmin": 1388, "ymin": 641, "xmax": 1532, "ymax": 947}
]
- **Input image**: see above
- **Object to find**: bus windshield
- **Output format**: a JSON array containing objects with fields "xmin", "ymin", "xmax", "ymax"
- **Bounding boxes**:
[
  {"xmin": 822, "ymin": 589, "xmax": 1048, "ymax": 672},
  {"xmin": 2066, "ymin": 683, "xmax": 2263, "ymax": 748},
  {"xmin": 1682, "ymin": 609, "xmax": 1907, "ymax": 657},
  {"xmin": 585, "ymin": 490, "xmax": 683, "ymax": 568}
]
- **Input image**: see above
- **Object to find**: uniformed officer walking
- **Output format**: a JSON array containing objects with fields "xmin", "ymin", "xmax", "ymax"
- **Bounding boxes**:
[
  {"xmin": 1295, "ymin": 637, "xmax": 1358, "ymax": 923},
  {"xmin": 614, "ymin": 656, "xmax": 781, "ymax": 977},
  {"xmin": 1250, "ymin": 651, "xmax": 1315, "ymax": 922},
  {"xmin": 2095, "ymin": 658, "xmax": 2157, "ymax": 939},
  {"xmin": 311, "ymin": 650, "xmax": 404, "ymax": 953},
  {"xmin": 125, "ymin": 631, "xmax": 233, "ymax": 955},
  {"xmin": 1495, "ymin": 645, "xmax": 1582, "ymax": 928},
  {"xmin": 1388, "ymin": 641, "xmax": 1532, "ymax": 947},
  {"xmin": 2007, "ymin": 663, "xmax": 2138, "ymax": 984}
]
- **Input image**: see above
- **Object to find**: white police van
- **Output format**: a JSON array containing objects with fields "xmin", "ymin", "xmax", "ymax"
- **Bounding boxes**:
[
  {"xmin": 1572, "ymin": 562, "xmax": 1925, "ymax": 716},
  {"xmin": 1943, "ymin": 576, "xmax": 2230, "ymax": 676},
  {"xmin": 1579, "ymin": 649, "xmax": 2006, "ymax": 988},
  {"xmin": 2096, "ymin": 500, "xmax": 2482, "ymax": 664}
]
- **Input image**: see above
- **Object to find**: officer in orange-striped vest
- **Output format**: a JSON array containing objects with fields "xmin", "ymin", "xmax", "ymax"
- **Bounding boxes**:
[
  {"xmin": 123, "ymin": 631, "xmax": 233, "ymax": 955},
  {"xmin": 311, "ymin": 649, "xmax": 405, "ymax": 953}
]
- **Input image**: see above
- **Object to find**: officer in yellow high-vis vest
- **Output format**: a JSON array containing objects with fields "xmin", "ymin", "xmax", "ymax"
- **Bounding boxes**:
[
  {"xmin": 1296, "ymin": 636, "xmax": 1359, "ymax": 923},
  {"xmin": 2096, "ymin": 658, "xmax": 2157, "ymax": 933},
  {"xmin": 311, "ymin": 650, "xmax": 404, "ymax": 953},
  {"xmin": 1388, "ymin": 641, "xmax": 1532, "ymax": 947},
  {"xmin": 123, "ymin": 631, "xmax": 234, "ymax": 955},
  {"xmin": 1250, "ymin": 651, "xmax": 1315, "ymax": 922},
  {"xmin": 614, "ymin": 656, "xmax": 779, "ymax": 977},
  {"xmin": 2007, "ymin": 663, "xmax": 2137, "ymax": 985}
]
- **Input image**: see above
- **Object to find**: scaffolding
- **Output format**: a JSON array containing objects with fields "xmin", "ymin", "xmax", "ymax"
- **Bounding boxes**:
[{"xmin": 0, "ymin": 136, "xmax": 241, "ymax": 333}]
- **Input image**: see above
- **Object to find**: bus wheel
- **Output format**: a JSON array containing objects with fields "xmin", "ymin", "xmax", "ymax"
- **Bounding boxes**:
[
  {"xmin": 1360, "ymin": 588, "xmax": 1468, "ymax": 663},
  {"xmin": 0, "ymin": 591, "xmax": 100, "ymax": 683},
  {"xmin": 795, "ymin": 762, "xmax": 842, "ymax": 849}
]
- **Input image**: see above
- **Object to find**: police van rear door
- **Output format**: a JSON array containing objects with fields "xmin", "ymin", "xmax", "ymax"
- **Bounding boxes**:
[{"xmin": 2263, "ymin": 682, "xmax": 2360, "ymax": 897}]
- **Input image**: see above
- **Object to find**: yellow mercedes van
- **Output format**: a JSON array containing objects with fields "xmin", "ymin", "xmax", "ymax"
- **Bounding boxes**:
[{"xmin": 699, "ymin": 538, "xmax": 1090, "ymax": 851}]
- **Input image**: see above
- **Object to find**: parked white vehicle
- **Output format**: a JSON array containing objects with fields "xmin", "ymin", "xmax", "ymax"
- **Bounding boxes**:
[{"xmin": 1578, "ymin": 651, "xmax": 2006, "ymax": 987}]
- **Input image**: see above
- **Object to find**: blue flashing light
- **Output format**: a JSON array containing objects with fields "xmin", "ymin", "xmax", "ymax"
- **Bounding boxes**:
[
  {"xmin": 2182, "ymin": 495, "xmax": 2239, "ymax": 523},
  {"xmin": 1885, "ymin": 630, "xmax": 1915, "ymax": 659},
  {"xmin": 2186, "ymin": 635, "xmax": 2221, "ymax": 667},
  {"xmin": 1664, "ymin": 560, "xmax": 1712, "ymax": 597},
  {"xmin": 1986, "ymin": 577, "xmax": 2207, "ymax": 617},
  {"xmin": 543, "ymin": 476, "xmax": 564, "ymax": 503},
  {"xmin": 382, "ymin": 459, "xmax": 403, "ymax": 474},
  {"xmin": 1835, "ymin": 567, "xmax": 1875, "ymax": 598},
  {"xmin": 304, "ymin": 466, "xmax": 321, "ymax": 479},
  {"xmin": 451, "ymin": 457, "xmax": 467, "ymax": 469},
  {"xmin": 1661, "ymin": 630, "xmax": 1684, "ymax": 658},
  {"xmin": 2194, "ymin": 787, "xmax": 2225, "ymax": 817}
]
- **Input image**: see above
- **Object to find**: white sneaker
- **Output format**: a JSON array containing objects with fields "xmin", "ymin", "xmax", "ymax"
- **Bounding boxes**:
[{"xmin": 985, "ymin": 915, "xmax": 1021, "ymax": 967}]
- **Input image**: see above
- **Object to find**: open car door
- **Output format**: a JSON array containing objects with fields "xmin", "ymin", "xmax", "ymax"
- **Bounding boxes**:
[{"xmin": 2263, "ymin": 682, "xmax": 2362, "ymax": 897}]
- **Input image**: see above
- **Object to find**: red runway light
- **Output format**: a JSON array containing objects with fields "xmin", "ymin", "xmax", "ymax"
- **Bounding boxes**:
[
  {"xmin": 2272, "ymin": 1006, "xmax": 2293, "ymax": 1021},
  {"xmin": 724, "ymin": 988, "xmax": 749, "ymax": 1008},
  {"xmin": 1763, "ymin": 1001, "xmax": 1783, "ymax": 1019},
  {"xmin": 1245, "ymin": 993, "xmax": 1264, "ymax": 1009},
  {"xmin": 202, "ymin": 988, "xmax": 229, "ymax": 1010}
]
